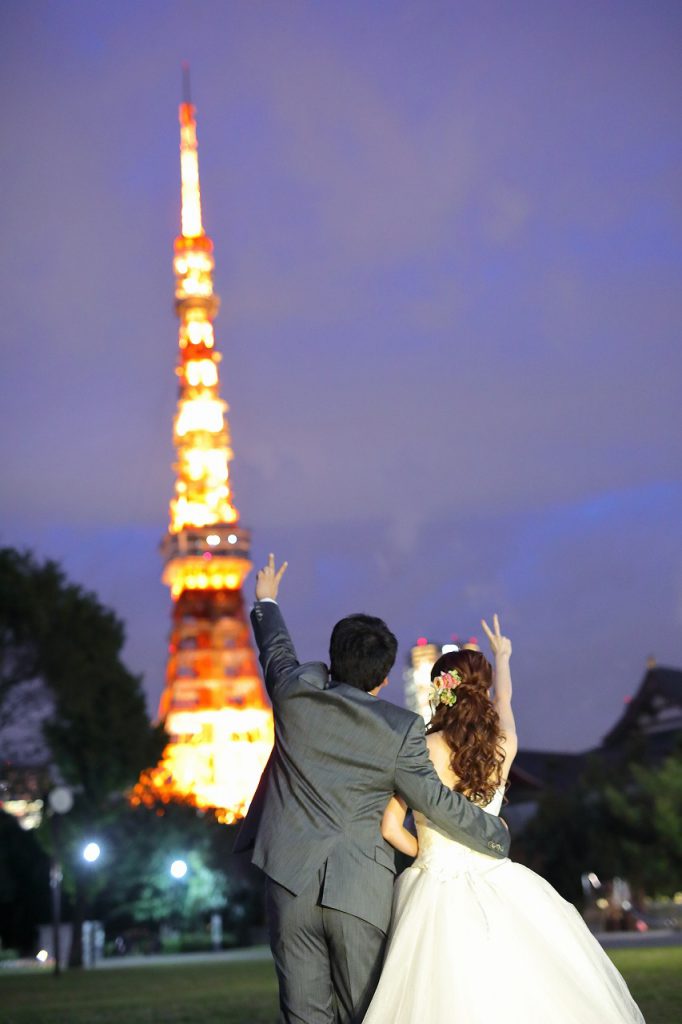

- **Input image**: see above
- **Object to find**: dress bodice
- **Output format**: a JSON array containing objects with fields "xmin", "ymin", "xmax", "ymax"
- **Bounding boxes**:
[{"xmin": 413, "ymin": 787, "xmax": 506, "ymax": 879}]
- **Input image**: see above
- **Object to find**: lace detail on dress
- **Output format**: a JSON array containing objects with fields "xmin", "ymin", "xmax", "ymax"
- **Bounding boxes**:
[{"xmin": 412, "ymin": 786, "xmax": 506, "ymax": 883}]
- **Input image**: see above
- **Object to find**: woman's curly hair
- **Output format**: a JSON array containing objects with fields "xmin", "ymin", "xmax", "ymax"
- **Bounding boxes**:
[{"xmin": 426, "ymin": 648, "xmax": 505, "ymax": 805}]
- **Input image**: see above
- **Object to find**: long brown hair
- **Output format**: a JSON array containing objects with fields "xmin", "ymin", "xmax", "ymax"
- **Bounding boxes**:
[{"xmin": 426, "ymin": 649, "xmax": 505, "ymax": 805}]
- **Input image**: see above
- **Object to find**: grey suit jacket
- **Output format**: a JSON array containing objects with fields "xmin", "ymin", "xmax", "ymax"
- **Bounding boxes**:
[{"xmin": 234, "ymin": 601, "xmax": 510, "ymax": 932}]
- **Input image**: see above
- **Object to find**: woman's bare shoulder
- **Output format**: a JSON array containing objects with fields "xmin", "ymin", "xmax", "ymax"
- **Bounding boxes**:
[
  {"xmin": 426, "ymin": 730, "xmax": 448, "ymax": 754},
  {"xmin": 426, "ymin": 730, "xmax": 458, "ymax": 786}
]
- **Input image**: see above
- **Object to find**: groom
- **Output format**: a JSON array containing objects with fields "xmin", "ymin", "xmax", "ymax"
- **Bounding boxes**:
[{"xmin": 234, "ymin": 555, "xmax": 510, "ymax": 1024}]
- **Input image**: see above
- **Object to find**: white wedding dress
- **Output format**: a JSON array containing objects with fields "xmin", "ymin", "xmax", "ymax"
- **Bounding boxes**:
[{"xmin": 363, "ymin": 789, "xmax": 644, "ymax": 1023}]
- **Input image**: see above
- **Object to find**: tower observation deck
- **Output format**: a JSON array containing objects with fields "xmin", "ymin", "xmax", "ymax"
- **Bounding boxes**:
[{"xmin": 133, "ymin": 82, "xmax": 273, "ymax": 823}]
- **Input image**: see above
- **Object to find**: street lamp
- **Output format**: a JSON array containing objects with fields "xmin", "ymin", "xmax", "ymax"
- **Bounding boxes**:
[
  {"xmin": 82, "ymin": 842, "xmax": 101, "ymax": 864},
  {"xmin": 47, "ymin": 786, "xmax": 74, "ymax": 978},
  {"xmin": 168, "ymin": 858, "xmax": 189, "ymax": 936},
  {"xmin": 170, "ymin": 858, "xmax": 188, "ymax": 879}
]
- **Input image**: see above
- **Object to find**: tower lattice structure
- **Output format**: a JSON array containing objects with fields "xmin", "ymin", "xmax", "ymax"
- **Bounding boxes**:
[{"xmin": 134, "ymin": 85, "xmax": 273, "ymax": 823}]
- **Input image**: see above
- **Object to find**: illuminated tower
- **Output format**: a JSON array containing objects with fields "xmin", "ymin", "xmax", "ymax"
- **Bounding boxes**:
[
  {"xmin": 136, "ymin": 78, "xmax": 273, "ymax": 823},
  {"xmin": 404, "ymin": 639, "xmax": 441, "ymax": 722}
]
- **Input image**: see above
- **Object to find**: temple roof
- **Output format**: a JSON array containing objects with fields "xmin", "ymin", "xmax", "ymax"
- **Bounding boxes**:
[
  {"xmin": 601, "ymin": 664, "xmax": 682, "ymax": 747},
  {"xmin": 507, "ymin": 663, "xmax": 682, "ymax": 803},
  {"xmin": 508, "ymin": 750, "xmax": 585, "ymax": 799}
]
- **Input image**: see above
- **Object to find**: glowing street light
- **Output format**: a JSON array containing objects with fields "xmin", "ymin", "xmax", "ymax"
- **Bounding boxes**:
[
  {"xmin": 82, "ymin": 842, "xmax": 101, "ymax": 864},
  {"xmin": 170, "ymin": 859, "xmax": 188, "ymax": 880}
]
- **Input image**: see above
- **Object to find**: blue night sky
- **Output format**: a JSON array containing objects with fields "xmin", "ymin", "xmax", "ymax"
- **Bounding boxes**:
[{"xmin": 1, "ymin": 1, "xmax": 680, "ymax": 752}]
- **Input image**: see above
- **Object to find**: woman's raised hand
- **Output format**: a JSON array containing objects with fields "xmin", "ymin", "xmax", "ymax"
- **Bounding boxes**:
[{"xmin": 481, "ymin": 614, "xmax": 512, "ymax": 660}]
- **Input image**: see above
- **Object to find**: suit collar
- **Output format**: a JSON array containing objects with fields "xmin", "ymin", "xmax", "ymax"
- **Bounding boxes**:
[{"xmin": 327, "ymin": 680, "xmax": 377, "ymax": 700}]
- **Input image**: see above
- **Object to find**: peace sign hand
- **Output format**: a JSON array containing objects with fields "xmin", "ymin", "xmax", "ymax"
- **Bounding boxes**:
[
  {"xmin": 481, "ymin": 614, "xmax": 512, "ymax": 661},
  {"xmin": 255, "ymin": 553, "xmax": 289, "ymax": 601}
]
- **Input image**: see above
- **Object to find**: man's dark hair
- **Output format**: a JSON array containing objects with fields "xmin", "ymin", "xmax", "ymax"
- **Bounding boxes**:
[{"xmin": 329, "ymin": 614, "xmax": 398, "ymax": 692}]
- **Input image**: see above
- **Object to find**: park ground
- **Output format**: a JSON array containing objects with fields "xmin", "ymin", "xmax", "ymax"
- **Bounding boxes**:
[{"xmin": 0, "ymin": 946, "xmax": 681, "ymax": 1024}]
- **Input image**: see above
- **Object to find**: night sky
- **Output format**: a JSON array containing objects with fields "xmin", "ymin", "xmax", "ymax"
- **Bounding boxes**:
[{"xmin": 2, "ymin": 1, "xmax": 680, "ymax": 752}]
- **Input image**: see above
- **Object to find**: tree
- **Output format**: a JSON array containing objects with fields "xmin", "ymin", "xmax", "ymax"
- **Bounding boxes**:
[
  {"xmin": 91, "ymin": 802, "xmax": 227, "ymax": 933},
  {"xmin": 514, "ymin": 757, "xmax": 620, "ymax": 905},
  {"xmin": 82, "ymin": 800, "xmax": 266, "ymax": 951},
  {"xmin": 604, "ymin": 748, "xmax": 682, "ymax": 895},
  {"xmin": 0, "ymin": 549, "xmax": 56, "ymax": 752},
  {"xmin": 0, "ymin": 547, "xmax": 166, "ymax": 964},
  {"xmin": 517, "ymin": 747, "xmax": 682, "ymax": 905}
]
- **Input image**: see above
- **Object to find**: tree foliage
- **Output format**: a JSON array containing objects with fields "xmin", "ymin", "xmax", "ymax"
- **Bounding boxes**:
[
  {"xmin": 604, "ymin": 749, "xmax": 682, "ymax": 895},
  {"xmin": 91, "ymin": 803, "xmax": 228, "ymax": 930},
  {"xmin": 0, "ymin": 547, "xmax": 165, "ymax": 805},
  {"xmin": 0, "ymin": 547, "xmax": 167, "ymax": 962},
  {"xmin": 517, "ymin": 747, "xmax": 682, "ymax": 903}
]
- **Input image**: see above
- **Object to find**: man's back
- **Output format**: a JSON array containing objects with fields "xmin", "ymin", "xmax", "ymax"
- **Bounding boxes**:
[{"xmin": 237, "ymin": 607, "xmax": 417, "ymax": 928}]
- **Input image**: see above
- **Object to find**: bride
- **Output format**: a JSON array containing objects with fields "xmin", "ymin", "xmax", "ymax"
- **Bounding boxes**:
[{"xmin": 363, "ymin": 615, "xmax": 644, "ymax": 1024}]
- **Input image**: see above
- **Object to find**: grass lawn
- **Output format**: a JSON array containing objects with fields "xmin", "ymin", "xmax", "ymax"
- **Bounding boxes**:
[
  {"xmin": 609, "ymin": 948, "xmax": 682, "ymax": 1024},
  {"xmin": 0, "ymin": 958, "xmax": 279, "ymax": 1024},
  {"xmin": 0, "ymin": 947, "xmax": 679, "ymax": 1023}
]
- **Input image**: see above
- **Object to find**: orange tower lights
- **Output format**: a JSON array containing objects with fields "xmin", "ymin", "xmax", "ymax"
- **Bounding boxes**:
[{"xmin": 133, "ymin": 81, "xmax": 273, "ymax": 823}]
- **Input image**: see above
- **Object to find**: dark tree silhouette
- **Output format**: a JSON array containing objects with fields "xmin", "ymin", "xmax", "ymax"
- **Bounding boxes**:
[{"xmin": 0, "ymin": 547, "xmax": 166, "ymax": 964}]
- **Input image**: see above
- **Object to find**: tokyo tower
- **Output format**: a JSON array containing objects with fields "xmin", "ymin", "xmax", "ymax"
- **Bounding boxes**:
[{"xmin": 134, "ymin": 77, "xmax": 273, "ymax": 823}]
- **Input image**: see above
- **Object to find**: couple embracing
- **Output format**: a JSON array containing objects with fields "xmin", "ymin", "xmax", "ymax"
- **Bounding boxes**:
[{"xmin": 235, "ymin": 556, "xmax": 644, "ymax": 1024}]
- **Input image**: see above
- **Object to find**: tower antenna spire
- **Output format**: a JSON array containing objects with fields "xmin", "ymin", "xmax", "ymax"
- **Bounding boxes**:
[
  {"xmin": 181, "ymin": 60, "xmax": 192, "ymax": 106},
  {"xmin": 178, "ymin": 72, "xmax": 203, "ymax": 238}
]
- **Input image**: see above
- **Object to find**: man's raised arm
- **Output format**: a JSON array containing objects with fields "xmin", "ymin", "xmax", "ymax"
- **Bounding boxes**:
[{"xmin": 250, "ymin": 554, "xmax": 299, "ymax": 700}]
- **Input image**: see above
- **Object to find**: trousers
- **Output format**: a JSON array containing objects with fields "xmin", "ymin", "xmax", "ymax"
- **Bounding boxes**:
[{"xmin": 265, "ymin": 864, "xmax": 386, "ymax": 1024}]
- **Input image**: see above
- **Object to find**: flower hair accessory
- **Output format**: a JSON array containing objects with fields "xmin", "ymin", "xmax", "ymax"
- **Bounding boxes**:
[{"xmin": 429, "ymin": 670, "xmax": 463, "ymax": 710}]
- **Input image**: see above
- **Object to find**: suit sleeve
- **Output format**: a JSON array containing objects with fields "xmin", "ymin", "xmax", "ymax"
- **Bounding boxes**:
[
  {"xmin": 250, "ymin": 602, "xmax": 328, "ymax": 697},
  {"xmin": 250, "ymin": 601, "xmax": 302, "ymax": 701},
  {"xmin": 393, "ymin": 716, "xmax": 510, "ymax": 859}
]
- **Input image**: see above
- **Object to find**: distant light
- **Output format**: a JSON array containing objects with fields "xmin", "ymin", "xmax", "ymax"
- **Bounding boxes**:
[
  {"xmin": 587, "ymin": 872, "xmax": 601, "ymax": 888},
  {"xmin": 170, "ymin": 859, "xmax": 188, "ymax": 879},
  {"xmin": 202, "ymin": 551, "xmax": 212, "ymax": 560},
  {"xmin": 18, "ymin": 814, "xmax": 38, "ymax": 831},
  {"xmin": 83, "ymin": 842, "xmax": 101, "ymax": 863},
  {"xmin": 596, "ymin": 898, "xmax": 609, "ymax": 910},
  {"xmin": 206, "ymin": 534, "xmax": 221, "ymax": 546},
  {"xmin": 635, "ymin": 919, "xmax": 649, "ymax": 932},
  {"xmin": 36, "ymin": 949, "xmax": 49, "ymax": 963},
  {"xmin": 441, "ymin": 644, "xmax": 459, "ymax": 654},
  {"xmin": 416, "ymin": 637, "xmax": 428, "ymax": 646},
  {"xmin": 48, "ymin": 787, "xmax": 73, "ymax": 815},
  {"xmin": 462, "ymin": 637, "xmax": 481, "ymax": 651},
  {"xmin": 227, "ymin": 533, "xmax": 238, "ymax": 544}
]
